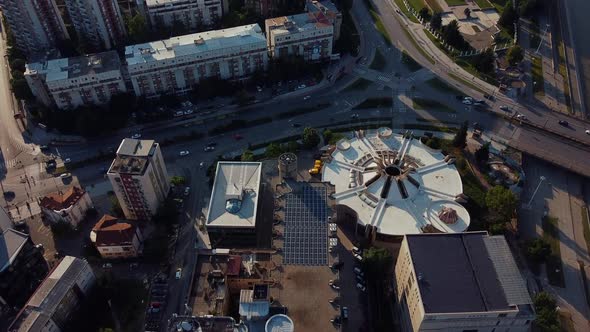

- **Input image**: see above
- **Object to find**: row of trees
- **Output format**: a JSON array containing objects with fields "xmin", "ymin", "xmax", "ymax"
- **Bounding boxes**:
[
  {"xmin": 240, "ymin": 127, "xmax": 320, "ymax": 161},
  {"xmin": 419, "ymin": 8, "xmax": 469, "ymax": 51}
]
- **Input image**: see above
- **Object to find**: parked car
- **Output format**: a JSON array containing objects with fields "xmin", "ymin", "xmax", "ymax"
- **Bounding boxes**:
[
  {"xmin": 356, "ymin": 275, "xmax": 365, "ymax": 283},
  {"xmin": 63, "ymin": 158, "xmax": 71, "ymax": 164},
  {"xmin": 585, "ymin": 129, "xmax": 590, "ymax": 135},
  {"xmin": 102, "ymin": 263, "xmax": 112, "ymax": 269},
  {"xmin": 204, "ymin": 146, "xmax": 215, "ymax": 152},
  {"xmin": 353, "ymin": 253, "xmax": 363, "ymax": 262},
  {"xmin": 175, "ymin": 268, "xmax": 182, "ymax": 279},
  {"xmin": 341, "ymin": 307, "xmax": 349, "ymax": 319},
  {"xmin": 331, "ymin": 316, "xmax": 341, "ymax": 324},
  {"xmin": 60, "ymin": 173, "xmax": 72, "ymax": 179},
  {"xmin": 352, "ymin": 246, "xmax": 361, "ymax": 254},
  {"xmin": 516, "ymin": 114, "xmax": 527, "ymax": 120},
  {"xmin": 462, "ymin": 99, "xmax": 473, "ymax": 105},
  {"xmin": 179, "ymin": 150, "xmax": 190, "ymax": 156},
  {"xmin": 303, "ymin": 95, "xmax": 311, "ymax": 100},
  {"xmin": 330, "ymin": 284, "xmax": 340, "ymax": 290},
  {"xmin": 184, "ymin": 187, "xmax": 190, "ymax": 196},
  {"xmin": 558, "ymin": 120, "xmax": 569, "ymax": 126},
  {"xmin": 199, "ymin": 161, "xmax": 205, "ymax": 168},
  {"xmin": 184, "ymin": 109, "xmax": 194, "ymax": 115},
  {"xmin": 356, "ymin": 283, "xmax": 366, "ymax": 292},
  {"xmin": 499, "ymin": 106, "xmax": 512, "ymax": 112},
  {"xmin": 131, "ymin": 133, "xmax": 142, "ymax": 139}
]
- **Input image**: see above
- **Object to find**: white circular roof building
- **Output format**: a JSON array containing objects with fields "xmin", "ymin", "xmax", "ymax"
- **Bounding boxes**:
[
  {"xmin": 322, "ymin": 128, "xmax": 470, "ymax": 236},
  {"xmin": 265, "ymin": 314, "xmax": 294, "ymax": 332}
]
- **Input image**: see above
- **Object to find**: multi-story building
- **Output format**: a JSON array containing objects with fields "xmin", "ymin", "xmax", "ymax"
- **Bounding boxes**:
[
  {"xmin": 125, "ymin": 24, "xmax": 268, "ymax": 97},
  {"xmin": 65, "ymin": 0, "xmax": 127, "ymax": 50},
  {"xmin": 245, "ymin": 0, "xmax": 285, "ymax": 17},
  {"xmin": 0, "ymin": 208, "xmax": 49, "ymax": 327},
  {"xmin": 394, "ymin": 232, "xmax": 535, "ymax": 332},
  {"xmin": 107, "ymin": 139, "xmax": 170, "ymax": 220},
  {"xmin": 206, "ymin": 162, "xmax": 262, "ymax": 248},
  {"xmin": 8, "ymin": 256, "xmax": 96, "ymax": 332},
  {"xmin": 24, "ymin": 51, "xmax": 127, "ymax": 110},
  {"xmin": 39, "ymin": 186, "xmax": 94, "ymax": 228},
  {"xmin": 144, "ymin": 0, "xmax": 223, "ymax": 30},
  {"xmin": 90, "ymin": 214, "xmax": 143, "ymax": 259},
  {"xmin": 265, "ymin": 13, "xmax": 333, "ymax": 61},
  {"xmin": 305, "ymin": 0, "xmax": 341, "ymax": 41},
  {"xmin": 0, "ymin": 0, "xmax": 70, "ymax": 58}
]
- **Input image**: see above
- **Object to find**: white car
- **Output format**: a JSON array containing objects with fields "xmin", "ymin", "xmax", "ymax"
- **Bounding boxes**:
[
  {"xmin": 63, "ymin": 158, "xmax": 71, "ymax": 164},
  {"xmin": 60, "ymin": 173, "xmax": 72, "ymax": 179},
  {"xmin": 353, "ymin": 253, "xmax": 363, "ymax": 262},
  {"xmin": 179, "ymin": 150, "xmax": 190, "ymax": 156},
  {"xmin": 303, "ymin": 95, "xmax": 311, "ymax": 100},
  {"xmin": 462, "ymin": 99, "xmax": 473, "ymax": 105},
  {"xmin": 175, "ymin": 268, "xmax": 182, "ymax": 279},
  {"xmin": 516, "ymin": 114, "xmax": 526, "ymax": 120},
  {"xmin": 131, "ymin": 133, "xmax": 142, "ymax": 139},
  {"xmin": 199, "ymin": 161, "xmax": 205, "ymax": 168},
  {"xmin": 356, "ymin": 283, "xmax": 366, "ymax": 292},
  {"xmin": 585, "ymin": 129, "xmax": 590, "ymax": 135}
]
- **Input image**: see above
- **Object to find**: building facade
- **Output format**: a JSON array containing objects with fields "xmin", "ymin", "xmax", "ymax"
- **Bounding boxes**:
[
  {"xmin": 265, "ymin": 13, "xmax": 333, "ymax": 61},
  {"xmin": 125, "ymin": 24, "xmax": 268, "ymax": 97},
  {"xmin": 0, "ymin": 208, "xmax": 49, "ymax": 326},
  {"xmin": 305, "ymin": 0, "xmax": 341, "ymax": 41},
  {"xmin": 107, "ymin": 139, "xmax": 170, "ymax": 220},
  {"xmin": 245, "ymin": 0, "xmax": 285, "ymax": 17},
  {"xmin": 65, "ymin": 0, "xmax": 127, "ymax": 50},
  {"xmin": 0, "ymin": 0, "xmax": 70, "ymax": 57},
  {"xmin": 24, "ymin": 51, "xmax": 127, "ymax": 110},
  {"xmin": 8, "ymin": 256, "xmax": 96, "ymax": 332},
  {"xmin": 394, "ymin": 232, "xmax": 535, "ymax": 332},
  {"xmin": 145, "ymin": 0, "xmax": 223, "ymax": 30},
  {"xmin": 39, "ymin": 187, "xmax": 94, "ymax": 228},
  {"xmin": 90, "ymin": 214, "xmax": 143, "ymax": 259}
]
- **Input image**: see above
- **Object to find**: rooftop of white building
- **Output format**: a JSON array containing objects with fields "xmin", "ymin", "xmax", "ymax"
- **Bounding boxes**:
[
  {"xmin": 206, "ymin": 162, "xmax": 262, "ymax": 229},
  {"xmin": 125, "ymin": 24, "xmax": 266, "ymax": 67},
  {"xmin": 265, "ymin": 12, "xmax": 332, "ymax": 35},
  {"xmin": 321, "ymin": 128, "xmax": 470, "ymax": 236},
  {"xmin": 25, "ymin": 51, "xmax": 121, "ymax": 82},
  {"xmin": 108, "ymin": 139, "xmax": 158, "ymax": 175}
]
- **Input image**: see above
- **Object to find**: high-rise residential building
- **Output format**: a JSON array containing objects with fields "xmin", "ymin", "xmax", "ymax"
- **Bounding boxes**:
[
  {"xmin": 144, "ymin": 0, "xmax": 223, "ymax": 30},
  {"xmin": 0, "ymin": 0, "xmax": 70, "ymax": 58},
  {"xmin": 265, "ymin": 13, "xmax": 333, "ymax": 62},
  {"xmin": 394, "ymin": 232, "xmax": 535, "ymax": 332},
  {"xmin": 65, "ymin": 0, "xmax": 127, "ymax": 50},
  {"xmin": 107, "ymin": 139, "xmax": 170, "ymax": 220},
  {"xmin": 8, "ymin": 256, "xmax": 96, "ymax": 332},
  {"xmin": 125, "ymin": 24, "xmax": 268, "ymax": 98},
  {"xmin": 0, "ymin": 208, "xmax": 49, "ymax": 327},
  {"xmin": 305, "ymin": 0, "xmax": 342, "ymax": 41},
  {"xmin": 24, "ymin": 51, "xmax": 127, "ymax": 110}
]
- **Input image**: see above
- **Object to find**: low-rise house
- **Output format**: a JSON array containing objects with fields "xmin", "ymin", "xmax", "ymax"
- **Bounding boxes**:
[
  {"xmin": 39, "ymin": 187, "xmax": 94, "ymax": 228},
  {"xmin": 90, "ymin": 214, "xmax": 143, "ymax": 259}
]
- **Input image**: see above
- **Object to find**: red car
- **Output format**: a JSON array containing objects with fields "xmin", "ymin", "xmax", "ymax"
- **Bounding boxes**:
[{"xmin": 233, "ymin": 134, "xmax": 243, "ymax": 140}]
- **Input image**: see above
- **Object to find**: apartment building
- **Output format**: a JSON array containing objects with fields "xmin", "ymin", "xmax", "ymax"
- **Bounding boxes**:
[
  {"xmin": 8, "ymin": 256, "xmax": 96, "ymax": 332},
  {"xmin": 107, "ymin": 139, "xmax": 170, "ymax": 220},
  {"xmin": 145, "ymin": 0, "xmax": 223, "ymax": 30},
  {"xmin": 39, "ymin": 187, "xmax": 94, "ymax": 228},
  {"xmin": 24, "ymin": 51, "xmax": 127, "ymax": 110},
  {"xmin": 90, "ymin": 214, "xmax": 143, "ymax": 259},
  {"xmin": 305, "ymin": 0, "xmax": 341, "ymax": 41},
  {"xmin": 0, "ymin": 208, "xmax": 49, "ymax": 324},
  {"xmin": 245, "ymin": 0, "xmax": 285, "ymax": 17},
  {"xmin": 394, "ymin": 232, "xmax": 535, "ymax": 332},
  {"xmin": 0, "ymin": 0, "xmax": 70, "ymax": 58},
  {"xmin": 65, "ymin": 0, "xmax": 127, "ymax": 50},
  {"xmin": 265, "ymin": 13, "xmax": 333, "ymax": 61},
  {"xmin": 125, "ymin": 24, "xmax": 268, "ymax": 97}
]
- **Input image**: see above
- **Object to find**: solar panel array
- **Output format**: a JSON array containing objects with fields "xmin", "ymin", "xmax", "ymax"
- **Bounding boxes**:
[{"xmin": 283, "ymin": 186, "xmax": 328, "ymax": 265}]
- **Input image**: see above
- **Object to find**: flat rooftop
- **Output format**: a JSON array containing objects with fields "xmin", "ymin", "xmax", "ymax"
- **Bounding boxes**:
[
  {"xmin": 322, "ymin": 128, "xmax": 470, "ymax": 236},
  {"xmin": 125, "ymin": 24, "xmax": 266, "ymax": 67},
  {"xmin": 0, "ymin": 207, "xmax": 29, "ymax": 272},
  {"xmin": 206, "ymin": 162, "xmax": 262, "ymax": 228},
  {"xmin": 265, "ymin": 13, "xmax": 332, "ymax": 34},
  {"xmin": 108, "ymin": 139, "xmax": 157, "ymax": 175},
  {"xmin": 405, "ymin": 232, "xmax": 532, "ymax": 314},
  {"xmin": 25, "ymin": 50, "xmax": 121, "ymax": 82}
]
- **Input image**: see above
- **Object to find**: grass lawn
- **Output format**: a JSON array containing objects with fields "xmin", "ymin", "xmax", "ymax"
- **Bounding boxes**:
[
  {"xmin": 412, "ymin": 98, "xmax": 456, "ymax": 113},
  {"xmin": 393, "ymin": 0, "xmax": 419, "ymax": 23},
  {"xmin": 402, "ymin": 51, "xmax": 422, "ymax": 72},
  {"xmin": 343, "ymin": 78, "xmax": 373, "ymax": 92},
  {"xmin": 425, "ymin": 0, "xmax": 443, "ymax": 12},
  {"xmin": 489, "ymin": 0, "xmax": 507, "ymax": 13},
  {"xmin": 426, "ymin": 77, "xmax": 462, "ymax": 94},
  {"xmin": 444, "ymin": 0, "xmax": 466, "ymax": 7},
  {"xmin": 407, "ymin": 0, "xmax": 426, "ymax": 11},
  {"xmin": 531, "ymin": 56, "xmax": 545, "ymax": 96},
  {"xmin": 543, "ymin": 216, "xmax": 565, "ymax": 287},
  {"xmin": 474, "ymin": 0, "xmax": 493, "ymax": 9},
  {"xmin": 370, "ymin": 49, "xmax": 387, "ymax": 70},
  {"xmin": 353, "ymin": 97, "xmax": 393, "ymax": 109}
]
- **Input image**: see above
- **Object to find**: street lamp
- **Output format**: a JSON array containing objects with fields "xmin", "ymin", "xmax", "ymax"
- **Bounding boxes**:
[{"xmin": 526, "ymin": 175, "xmax": 546, "ymax": 208}]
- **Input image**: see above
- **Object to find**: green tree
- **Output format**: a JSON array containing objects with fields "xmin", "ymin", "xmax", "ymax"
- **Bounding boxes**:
[
  {"xmin": 485, "ymin": 185, "xmax": 518, "ymax": 222},
  {"xmin": 126, "ymin": 14, "xmax": 149, "ymax": 43},
  {"xmin": 430, "ymin": 12, "xmax": 442, "ymax": 31},
  {"xmin": 474, "ymin": 142, "xmax": 490, "ymax": 165},
  {"xmin": 498, "ymin": 1, "xmax": 518, "ymax": 35},
  {"xmin": 302, "ymin": 127, "xmax": 320, "ymax": 149},
  {"xmin": 442, "ymin": 20, "xmax": 468, "ymax": 50},
  {"xmin": 472, "ymin": 48, "xmax": 495, "ymax": 75},
  {"xmin": 506, "ymin": 45, "xmax": 524, "ymax": 66},
  {"xmin": 419, "ymin": 7, "xmax": 431, "ymax": 20},
  {"xmin": 284, "ymin": 141, "xmax": 299, "ymax": 153},
  {"xmin": 452, "ymin": 121, "xmax": 468, "ymax": 148},
  {"xmin": 170, "ymin": 176, "xmax": 186, "ymax": 186},
  {"xmin": 534, "ymin": 292, "xmax": 560, "ymax": 332},
  {"xmin": 10, "ymin": 77, "xmax": 33, "ymax": 100},
  {"xmin": 265, "ymin": 143, "xmax": 283, "ymax": 158},
  {"xmin": 362, "ymin": 247, "xmax": 393, "ymax": 278},
  {"xmin": 109, "ymin": 194, "xmax": 124, "ymax": 218},
  {"xmin": 526, "ymin": 238, "xmax": 551, "ymax": 263},
  {"xmin": 241, "ymin": 150, "xmax": 254, "ymax": 161},
  {"xmin": 9, "ymin": 58, "xmax": 25, "ymax": 72}
]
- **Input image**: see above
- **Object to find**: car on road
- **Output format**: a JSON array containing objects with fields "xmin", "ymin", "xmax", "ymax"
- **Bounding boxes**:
[
  {"xmin": 175, "ymin": 268, "xmax": 182, "ymax": 279},
  {"xmin": 473, "ymin": 99, "xmax": 485, "ymax": 105},
  {"xmin": 353, "ymin": 253, "xmax": 363, "ymax": 262},
  {"xmin": 354, "ymin": 267, "xmax": 365, "ymax": 277},
  {"xmin": 558, "ymin": 120, "xmax": 569, "ymax": 126},
  {"xmin": 341, "ymin": 307, "xmax": 349, "ymax": 320},
  {"xmin": 499, "ymin": 106, "xmax": 512, "ymax": 112},
  {"xmin": 350, "ymin": 113, "xmax": 359, "ymax": 119},
  {"xmin": 204, "ymin": 146, "xmax": 215, "ymax": 152},
  {"xmin": 303, "ymin": 95, "xmax": 311, "ymax": 100},
  {"xmin": 330, "ymin": 284, "xmax": 340, "ymax": 290},
  {"xmin": 352, "ymin": 246, "xmax": 361, "ymax": 255},
  {"xmin": 102, "ymin": 263, "xmax": 112, "ymax": 269},
  {"xmin": 516, "ymin": 114, "xmax": 526, "ymax": 121},
  {"xmin": 184, "ymin": 109, "xmax": 194, "ymax": 115},
  {"xmin": 233, "ymin": 134, "xmax": 243, "ymax": 140},
  {"xmin": 131, "ymin": 133, "xmax": 142, "ymax": 139},
  {"xmin": 179, "ymin": 150, "xmax": 190, "ymax": 156},
  {"xmin": 356, "ymin": 283, "xmax": 366, "ymax": 292},
  {"xmin": 60, "ymin": 173, "xmax": 72, "ymax": 179},
  {"xmin": 586, "ymin": 129, "xmax": 590, "ymax": 135},
  {"xmin": 462, "ymin": 99, "xmax": 473, "ymax": 105},
  {"xmin": 63, "ymin": 158, "xmax": 71, "ymax": 164},
  {"xmin": 199, "ymin": 161, "xmax": 205, "ymax": 168},
  {"xmin": 356, "ymin": 275, "xmax": 365, "ymax": 283},
  {"xmin": 184, "ymin": 187, "xmax": 190, "ymax": 196},
  {"xmin": 484, "ymin": 93, "xmax": 495, "ymax": 101}
]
